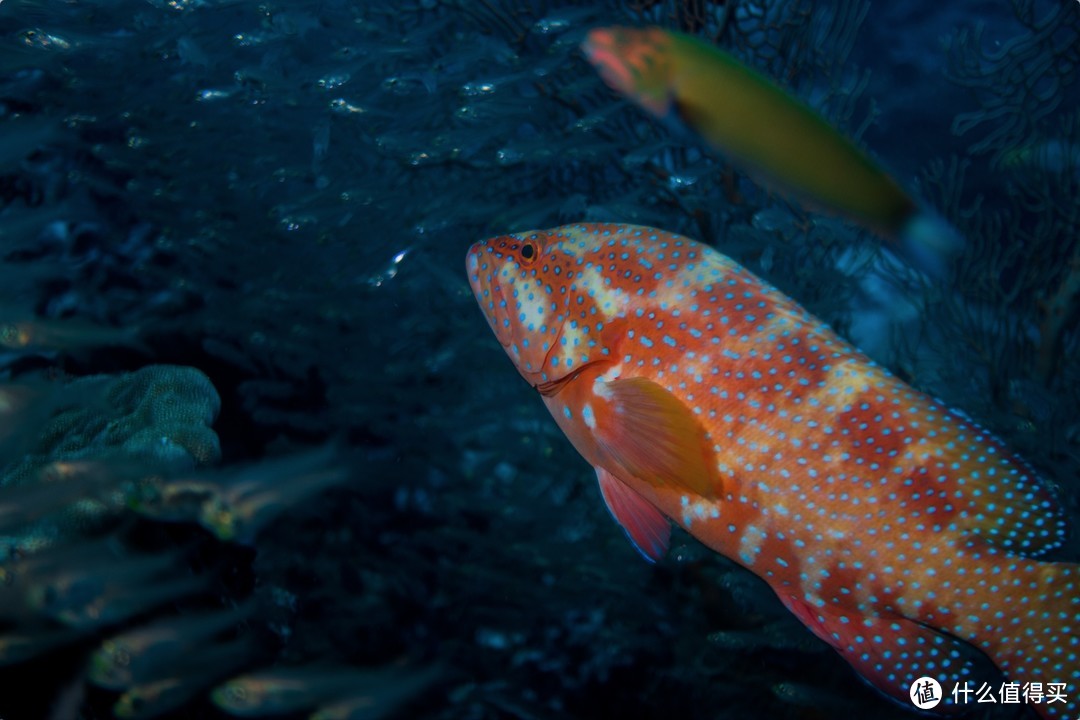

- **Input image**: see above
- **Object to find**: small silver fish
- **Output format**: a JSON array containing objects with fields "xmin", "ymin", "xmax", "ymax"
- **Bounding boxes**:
[
  {"xmin": 0, "ymin": 314, "xmax": 150, "ymax": 355},
  {"xmin": 308, "ymin": 665, "xmax": 443, "ymax": 720},
  {"xmin": 113, "ymin": 637, "xmax": 257, "ymax": 719},
  {"xmin": 0, "ymin": 458, "xmax": 158, "ymax": 533},
  {"xmin": 90, "ymin": 603, "xmax": 255, "ymax": 689},
  {"xmin": 213, "ymin": 666, "xmax": 405, "ymax": 717}
]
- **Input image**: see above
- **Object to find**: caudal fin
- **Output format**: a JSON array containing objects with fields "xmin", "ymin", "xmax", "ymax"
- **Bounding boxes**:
[{"xmin": 895, "ymin": 208, "xmax": 965, "ymax": 280}]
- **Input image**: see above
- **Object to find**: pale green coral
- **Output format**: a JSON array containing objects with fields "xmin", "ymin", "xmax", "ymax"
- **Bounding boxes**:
[
  {"xmin": 0, "ymin": 365, "xmax": 221, "ymax": 556},
  {"xmin": 101, "ymin": 365, "xmax": 222, "ymax": 467},
  {"xmin": 5, "ymin": 365, "xmax": 220, "ymax": 477}
]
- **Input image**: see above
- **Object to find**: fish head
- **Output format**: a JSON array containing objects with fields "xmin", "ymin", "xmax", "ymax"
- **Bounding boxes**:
[
  {"xmin": 581, "ymin": 27, "xmax": 675, "ymax": 118},
  {"xmin": 466, "ymin": 224, "xmax": 629, "ymax": 391},
  {"xmin": 0, "ymin": 323, "xmax": 29, "ymax": 349}
]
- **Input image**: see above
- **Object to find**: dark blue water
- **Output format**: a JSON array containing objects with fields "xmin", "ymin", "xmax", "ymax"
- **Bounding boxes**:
[{"xmin": 0, "ymin": 1, "xmax": 1076, "ymax": 718}]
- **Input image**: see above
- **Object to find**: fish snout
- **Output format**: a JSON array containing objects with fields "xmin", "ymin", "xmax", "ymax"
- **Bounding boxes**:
[
  {"xmin": 465, "ymin": 245, "xmax": 513, "ymax": 349},
  {"xmin": 582, "ymin": 29, "xmax": 633, "ymax": 96}
]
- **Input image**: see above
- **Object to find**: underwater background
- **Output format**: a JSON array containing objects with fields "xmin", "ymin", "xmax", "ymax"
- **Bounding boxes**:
[{"xmin": 0, "ymin": 0, "xmax": 1077, "ymax": 718}]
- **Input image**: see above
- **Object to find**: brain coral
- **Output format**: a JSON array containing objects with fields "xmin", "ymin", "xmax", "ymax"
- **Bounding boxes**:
[{"xmin": 0, "ymin": 365, "xmax": 221, "ymax": 554}]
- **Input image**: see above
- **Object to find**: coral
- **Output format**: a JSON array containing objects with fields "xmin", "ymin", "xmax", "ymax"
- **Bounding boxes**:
[
  {"xmin": 97, "ymin": 364, "xmax": 222, "ymax": 465},
  {"xmin": 924, "ymin": 2, "xmax": 1080, "ymax": 396},
  {"xmin": 946, "ymin": 0, "xmax": 1080, "ymax": 164},
  {"xmin": 28, "ymin": 364, "xmax": 220, "ymax": 468},
  {"xmin": 897, "ymin": 6, "xmax": 1080, "ymax": 527},
  {"xmin": 0, "ymin": 365, "xmax": 221, "ymax": 553}
]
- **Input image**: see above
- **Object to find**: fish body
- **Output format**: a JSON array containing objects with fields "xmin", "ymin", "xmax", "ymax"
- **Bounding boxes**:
[
  {"xmin": 0, "ymin": 627, "xmax": 87, "ymax": 665},
  {"xmin": 308, "ymin": 665, "xmax": 442, "ymax": 720},
  {"xmin": 129, "ymin": 446, "xmax": 349, "ymax": 545},
  {"xmin": 581, "ymin": 27, "xmax": 962, "ymax": 277},
  {"xmin": 1001, "ymin": 138, "xmax": 1080, "ymax": 175},
  {"xmin": 0, "ymin": 315, "xmax": 149, "ymax": 355},
  {"xmin": 90, "ymin": 604, "xmax": 253, "ymax": 689},
  {"xmin": 212, "ymin": 667, "xmax": 392, "ymax": 717},
  {"xmin": 466, "ymin": 223, "xmax": 1079, "ymax": 718},
  {"xmin": 113, "ymin": 637, "xmax": 256, "ymax": 719},
  {"xmin": 0, "ymin": 458, "xmax": 156, "ymax": 533}
]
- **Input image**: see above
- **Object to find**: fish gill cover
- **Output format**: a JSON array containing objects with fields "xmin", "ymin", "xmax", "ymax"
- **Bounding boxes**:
[{"xmin": 0, "ymin": 0, "xmax": 1075, "ymax": 719}]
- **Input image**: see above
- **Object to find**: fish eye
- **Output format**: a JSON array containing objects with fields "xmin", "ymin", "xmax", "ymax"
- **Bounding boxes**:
[{"xmin": 518, "ymin": 239, "xmax": 541, "ymax": 266}]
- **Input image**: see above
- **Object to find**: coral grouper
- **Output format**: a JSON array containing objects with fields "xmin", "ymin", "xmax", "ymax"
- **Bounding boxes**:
[{"xmin": 467, "ymin": 222, "xmax": 1079, "ymax": 718}]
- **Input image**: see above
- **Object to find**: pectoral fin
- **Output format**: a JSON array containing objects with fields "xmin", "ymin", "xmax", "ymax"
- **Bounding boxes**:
[
  {"xmin": 593, "ymin": 377, "xmax": 720, "ymax": 500},
  {"xmin": 596, "ymin": 467, "xmax": 670, "ymax": 563}
]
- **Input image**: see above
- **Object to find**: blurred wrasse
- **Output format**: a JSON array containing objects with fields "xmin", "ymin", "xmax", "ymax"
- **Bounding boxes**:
[
  {"xmin": 581, "ymin": 27, "xmax": 963, "ymax": 277},
  {"xmin": 131, "ymin": 445, "xmax": 352, "ymax": 545}
]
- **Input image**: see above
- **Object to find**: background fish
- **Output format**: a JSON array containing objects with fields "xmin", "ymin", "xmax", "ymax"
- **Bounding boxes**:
[
  {"xmin": 466, "ymin": 222, "xmax": 1079, "ymax": 719},
  {"xmin": 581, "ymin": 27, "xmax": 964, "ymax": 278}
]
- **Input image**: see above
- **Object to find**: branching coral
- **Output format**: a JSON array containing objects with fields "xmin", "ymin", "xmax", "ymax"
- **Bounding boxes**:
[
  {"xmin": 908, "ymin": 7, "xmax": 1080, "ymax": 508},
  {"xmin": 946, "ymin": 0, "xmax": 1080, "ymax": 164},
  {"xmin": 933, "ymin": 0, "xmax": 1080, "ymax": 390}
]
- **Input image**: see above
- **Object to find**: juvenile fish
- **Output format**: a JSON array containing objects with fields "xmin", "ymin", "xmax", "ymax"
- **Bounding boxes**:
[
  {"xmin": 113, "ymin": 637, "xmax": 257, "ymax": 719},
  {"xmin": 213, "ymin": 665, "xmax": 417, "ymax": 717},
  {"xmin": 0, "ymin": 315, "xmax": 150, "ymax": 355},
  {"xmin": 90, "ymin": 603, "xmax": 254, "ymax": 689}
]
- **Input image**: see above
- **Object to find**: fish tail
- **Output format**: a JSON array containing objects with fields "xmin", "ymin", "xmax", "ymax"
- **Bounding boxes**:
[
  {"xmin": 894, "ymin": 208, "xmax": 964, "ymax": 279},
  {"xmin": 978, "ymin": 559, "xmax": 1080, "ymax": 719}
]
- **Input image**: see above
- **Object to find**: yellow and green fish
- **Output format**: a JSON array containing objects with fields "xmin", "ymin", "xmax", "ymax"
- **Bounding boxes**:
[
  {"xmin": 581, "ymin": 27, "xmax": 963, "ymax": 277},
  {"xmin": 466, "ymin": 222, "xmax": 1078, "ymax": 718}
]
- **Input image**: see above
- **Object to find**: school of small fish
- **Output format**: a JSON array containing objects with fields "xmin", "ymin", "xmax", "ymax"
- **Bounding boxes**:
[{"xmin": 467, "ymin": 222, "xmax": 1079, "ymax": 719}]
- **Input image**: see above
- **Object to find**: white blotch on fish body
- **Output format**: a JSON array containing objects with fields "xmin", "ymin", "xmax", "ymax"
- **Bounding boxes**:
[
  {"xmin": 575, "ymin": 263, "xmax": 628, "ymax": 321},
  {"xmin": 593, "ymin": 365, "xmax": 622, "ymax": 399},
  {"xmin": 739, "ymin": 524, "xmax": 767, "ymax": 566},
  {"xmin": 681, "ymin": 496, "xmax": 721, "ymax": 527},
  {"xmin": 508, "ymin": 262, "xmax": 552, "ymax": 331}
]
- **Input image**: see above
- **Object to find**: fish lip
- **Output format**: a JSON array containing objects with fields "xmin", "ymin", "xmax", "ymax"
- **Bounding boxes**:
[
  {"xmin": 581, "ymin": 27, "xmax": 615, "ymax": 58},
  {"xmin": 465, "ymin": 245, "xmax": 514, "ymax": 351},
  {"xmin": 489, "ymin": 285, "xmax": 514, "ymax": 350},
  {"xmin": 581, "ymin": 29, "xmax": 624, "ymax": 88}
]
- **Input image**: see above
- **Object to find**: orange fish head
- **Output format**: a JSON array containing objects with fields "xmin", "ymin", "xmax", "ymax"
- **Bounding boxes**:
[
  {"xmin": 582, "ymin": 26, "xmax": 675, "ymax": 118},
  {"xmin": 467, "ymin": 225, "xmax": 621, "ymax": 391}
]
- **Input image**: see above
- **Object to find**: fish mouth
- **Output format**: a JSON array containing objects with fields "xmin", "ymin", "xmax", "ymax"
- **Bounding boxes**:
[
  {"xmin": 465, "ymin": 245, "xmax": 513, "ymax": 350},
  {"xmin": 581, "ymin": 29, "xmax": 634, "ymax": 96}
]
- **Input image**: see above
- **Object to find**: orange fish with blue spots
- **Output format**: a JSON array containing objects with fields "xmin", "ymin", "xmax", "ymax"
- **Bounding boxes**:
[{"xmin": 466, "ymin": 222, "xmax": 1079, "ymax": 718}]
